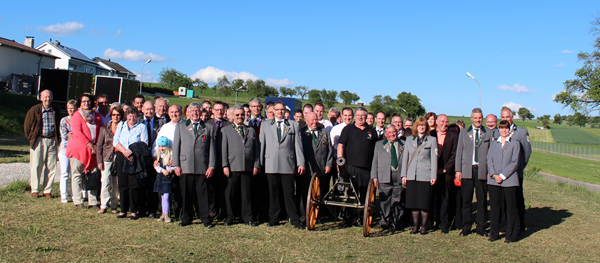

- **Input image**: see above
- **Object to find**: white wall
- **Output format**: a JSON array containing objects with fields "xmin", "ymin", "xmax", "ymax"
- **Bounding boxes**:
[
  {"xmin": 0, "ymin": 47, "xmax": 56, "ymax": 81},
  {"xmin": 37, "ymin": 43, "xmax": 69, "ymax": 70}
]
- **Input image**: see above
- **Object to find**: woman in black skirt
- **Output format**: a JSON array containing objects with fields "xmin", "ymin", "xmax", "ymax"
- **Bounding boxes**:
[{"xmin": 401, "ymin": 117, "xmax": 438, "ymax": 234}]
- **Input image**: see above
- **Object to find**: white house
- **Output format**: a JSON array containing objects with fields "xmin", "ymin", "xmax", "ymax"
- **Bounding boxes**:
[
  {"xmin": 36, "ymin": 40, "xmax": 98, "ymax": 75},
  {"xmin": 93, "ymin": 57, "xmax": 137, "ymax": 80},
  {"xmin": 0, "ymin": 36, "xmax": 58, "ymax": 81}
]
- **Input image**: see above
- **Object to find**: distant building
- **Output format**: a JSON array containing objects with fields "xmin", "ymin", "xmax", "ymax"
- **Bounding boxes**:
[
  {"xmin": 357, "ymin": 100, "xmax": 365, "ymax": 106},
  {"xmin": 0, "ymin": 36, "xmax": 58, "ymax": 80},
  {"xmin": 94, "ymin": 57, "xmax": 137, "ymax": 80},
  {"xmin": 36, "ymin": 40, "xmax": 98, "ymax": 75}
]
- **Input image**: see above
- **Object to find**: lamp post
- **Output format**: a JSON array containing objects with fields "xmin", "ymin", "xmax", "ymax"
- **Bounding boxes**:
[
  {"xmin": 466, "ymin": 72, "xmax": 481, "ymax": 108},
  {"xmin": 139, "ymin": 59, "xmax": 152, "ymax": 94}
]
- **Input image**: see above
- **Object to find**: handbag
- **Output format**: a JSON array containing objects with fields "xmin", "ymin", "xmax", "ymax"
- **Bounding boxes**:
[
  {"xmin": 109, "ymin": 152, "xmax": 117, "ymax": 176},
  {"xmin": 84, "ymin": 168, "xmax": 102, "ymax": 191}
]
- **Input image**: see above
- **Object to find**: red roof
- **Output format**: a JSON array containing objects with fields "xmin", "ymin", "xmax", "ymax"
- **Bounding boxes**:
[{"xmin": 0, "ymin": 37, "xmax": 59, "ymax": 59}]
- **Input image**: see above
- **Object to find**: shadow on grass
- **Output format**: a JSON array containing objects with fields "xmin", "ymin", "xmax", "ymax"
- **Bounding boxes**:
[{"xmin": 522, "ymin": 207, "xmax": 572, "ymax": 238}]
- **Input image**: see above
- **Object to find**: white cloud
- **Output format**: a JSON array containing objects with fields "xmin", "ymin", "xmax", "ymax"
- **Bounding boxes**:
[
  {"xmin": 190, "ymin": 66, "xmax": 295, "ymax": 87},
  {"xmin": 37, "ymin": 21, "xmax": 84, "ymax": 36},
  {"xmin": 266, "ymin": 78, "xmax": 295, "ymax": 87},
  {"xmin": 501, "ymin": 102, "xmax": 524, "ymax": 113},
  {"xmin": 496, "ymin": 84, "xmax": 534, "ymax": 94},
  {"xmin": 114, "ymin": 29, "xmax": 122, "ymax": 38},
  {"xmin": 133, "ymin": 70, "xmax": 155, "ymax": 82},
  {"xmin": 528, "ymin": 107, "xmax": 538, "ymax": 114},
  {"xmin": 561, "ymin": 49, "xmax": 574, "ymax": 54},
  {"xmin": 103, "ymin": 48, "xmax": 169, "ymax": 62},
  {"xmin": 556, "ymin": 62, "xmax": 565, "ymax": 67}
]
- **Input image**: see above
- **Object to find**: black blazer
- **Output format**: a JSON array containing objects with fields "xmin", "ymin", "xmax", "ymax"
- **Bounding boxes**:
[
  {"xmin": 207, "ymin": 119, "xmax": 231, "ymax": 167},
  {"xmin": 434, "ymin": 131, "xmax": 458, "ymax": 181}
]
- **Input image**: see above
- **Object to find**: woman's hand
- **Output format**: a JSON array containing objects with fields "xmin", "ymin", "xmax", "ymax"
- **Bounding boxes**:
[{"xmin": 430, "ymin": 178, "xmax": 436, "ymax": 185}]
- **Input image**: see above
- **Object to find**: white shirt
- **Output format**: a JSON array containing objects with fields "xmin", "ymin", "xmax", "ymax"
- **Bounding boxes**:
[
  {"xmin": 320, "ymin": 119, "xmax": 333, "ymax": 131},
  {"xmin": 472, "ymin": 126, "xmax": 481, "ymax": 165},
  {"xmin": 152, "ymin": 120, "xmax": 183, "ymax": 157},
  {"xmin": 330, "ymin": 122, "xmax": 348, "ymax": 158}
]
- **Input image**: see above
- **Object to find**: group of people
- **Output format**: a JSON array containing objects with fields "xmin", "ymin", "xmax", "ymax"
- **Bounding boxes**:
[{"xmin": 25, "ymin": 90, "xmax": 531, "ymax": 243}]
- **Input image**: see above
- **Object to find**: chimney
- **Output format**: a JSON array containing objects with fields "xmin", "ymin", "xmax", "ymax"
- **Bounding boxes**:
[
  {"xmin": 54, "ymin": 40, "xmax": 61, "ymax": 46},
  {"xmin": 24, "ymin": 36, "xmax": 34, "ymax": 48}
]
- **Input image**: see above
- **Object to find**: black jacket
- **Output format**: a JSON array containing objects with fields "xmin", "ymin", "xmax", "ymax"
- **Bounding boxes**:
[{"xmin": 123, "ymin": 141, "xmax": 152, "ymax": 178}]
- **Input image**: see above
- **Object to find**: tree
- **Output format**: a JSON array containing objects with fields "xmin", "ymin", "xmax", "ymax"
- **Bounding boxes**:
[
  {"xmin": 537, "ymin": 115, "xmax": 551, "ymax": 123},
  {"xmin": 158, "ymin": 67, "xmax": 192, "ymax": 90},
  {"xmin": 295, "ymin": 86, "xmax": 309, "ymax": 100},
  {"xmin": 279, "ymin": 87, "xmax": 296, "ymax": 97},
  {"xmin": 541, "ymin": 119, "xmax": 550, "ymax": 129},
  {"xmin": 247, "ymin": 79, "xmax": 267, "ymax": 98},
  {"xmin": 369, "ymin": 95, "xmax": 398, "ymax": 117},
  {"xmin": 574, "ymin": 112, "xmax": 587, "ymax": 127},
  {"xmin": 192, "ymin": 78, "xmax": 209, "ymax": 96},
  {"xmin": 308, "ymin": 89, "xmax": 322, "ymax": 104},
  {"xmin": 339, "ymin": 90, "xmax": 360, "ymax": 105},
  {"xmin": 518, "ymin": 107, "xmax": 534, "ymax": 121},
  {"xmin": 554, "ymin": 14, "xmax": 600, "ymax": 116},
  {"xmin": 264, "ymin": 85, "xmax": 279, "ymax": 97},
  {"xmin": 396, "ymin": 92, "xmax": 425, "ymax": 119},
  {"xmin": 320, "ymin": 89, "xmax": 338, "ymax": 108},
  {"xmin": 553, "ymin": 114, "xmax": 563, "ymax": 125},
  {"xmin": 214, "ymin": 75, "xmax": 231, "ymax": 99}
]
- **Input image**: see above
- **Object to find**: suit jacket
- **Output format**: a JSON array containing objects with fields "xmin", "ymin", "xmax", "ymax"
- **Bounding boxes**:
[
  {"xmin": 371, "ymin": 138, "xmax": 404, "ymax": 184},
  {"xmin": 301, "ymin": 126, "xmax": 334, "ymax": 177},
  {"xmin": 23, "ymin": 103, "xmax": 61, "ymax": 148},
  {"xmin": 207, "ymin": 118, "xmax": 231, "ymax": 167},
  {"xmin": 260, "ymin": 119, "xmax": 305, "ymax": 174},
  {"xmin": 455, "ymin": 125, "xmax": 493, "ymax": 180},
  {"xmin": 139, "ymin": 115, "xmax": 166, "ymax": 148},
  {"xmin": 509, "ymin": 124, "xmax": 532, "ymax": 177},
  {"xmin": 401, "ymin": 135, "xmax": 438, "ymax": 182},
  {"xmin": 435, "ymin": 131, "xmax": 458, "ymax": 181},
  {"xmin": 244, "ymin": 116, "xmax": 264, "ymax": 137},
  {"xmin": 374, "ymin": 126, "xmax": 386, "ymax": 141},
  {"xmin": 172, "ymin": 119, "xmax": 216, "ymax": 174},
  {"xmin": 486, "ymin": 137, "xmax": 520, "ymax": 187},
  {"xmin": 221, "ymin": 123, "xmax": 260, "ymax": 172}
]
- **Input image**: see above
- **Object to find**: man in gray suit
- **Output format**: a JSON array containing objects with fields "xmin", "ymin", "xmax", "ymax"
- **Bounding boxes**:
[
  {"xmin": 455, "ymin": 108, "xmax": 493, "ymax": 237},
  {"xmin": 298, "ymin": 112, "xmax": 334, "ymax": 224},
  {"xmin": 260, "ymin": 101, "xmax": 306, "ymax": 229},
  {"xmin": 371, "ymin": 125, "xmax": 404, "ymax": 230},
  {"xmin": 501, "ymin": 108, "xmax": 531, "ymax": 234},
  {"xmin": 222, "ymin": 106, "xmax": 260, "ymax": 226},
  {"xmin": 173, "ymin": 102, "xmax": 216, "ymax": 228}
]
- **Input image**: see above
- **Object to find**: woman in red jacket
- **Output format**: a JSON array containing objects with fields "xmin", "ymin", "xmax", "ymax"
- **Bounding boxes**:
[{"xmin": 66, "ymin": 93, "xmax": 103, "ymax": 209}]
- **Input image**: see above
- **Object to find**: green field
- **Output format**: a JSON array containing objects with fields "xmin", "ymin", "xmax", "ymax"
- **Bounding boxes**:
[
  {"xmin": 528, "ymin": 151, "xmax": 600, "ymax": 185},
  {"xmin": 551, "ymin": 126, "xmax": 600, "ymax": 145}
]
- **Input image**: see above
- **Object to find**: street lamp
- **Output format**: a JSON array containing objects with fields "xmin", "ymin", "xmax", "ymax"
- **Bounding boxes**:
[
  {"xmin": 466, "ymin": 72, "xmax": 481, "ymax": 108},
  {"xmin": 139, "ymin": 59, "xmax": 152, "ymax": 94}
]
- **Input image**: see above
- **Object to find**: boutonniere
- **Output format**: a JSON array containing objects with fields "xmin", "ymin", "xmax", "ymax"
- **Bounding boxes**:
[
  {"xmin": 383, "ymin": 139, "xmax": 391, "ymax": 152},
  {"xmin": 284, "ymin": 120, "xmax": 290, "ymax": 126},
  {"xmin": 202, "ymin": 135, "xmax": 207, "ymax": 143},
  {"xmin": 367, "ymin": 132, "xmax": 372, "ymax": 139}
]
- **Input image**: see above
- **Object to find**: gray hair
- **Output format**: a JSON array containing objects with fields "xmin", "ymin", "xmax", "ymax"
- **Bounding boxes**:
[
  {"xmin": 40, "ymin": 89, "xmax": 53, "ymax": 99},
  {"xmin": 156, "ymin": 97, "xmax": 169, "ymax": 105},
  {"xmin": 471, "ymin": 108, "xmax": 483, "ymax": 115},
  {"xmin": 189, "ymin": 102, "xmax": 202, "ymax": 110},
  {"xmin": 110, "ymin": 102, "xmax": 120, "ymax": 109},
  {"xmin": 233, "ymin": 105, "xmax": 244, "ymax": 112},
  {"xmin": 356, "ymin": 107, "xmax": 368, "ymax": 115},
  {"xmin": 328, "ymin": 107, "xmax": 339, "ymax": 115},
  {"xmin": 385, "ymin": 124, "xmax": 397, "ymax": 131},
  {"xmin": 501, "ymin": 107, "xmax": 513, "ymax": 117},
  {"xmin": 250, "ymin": 97, "xmax": 262, "ymax": 105}
]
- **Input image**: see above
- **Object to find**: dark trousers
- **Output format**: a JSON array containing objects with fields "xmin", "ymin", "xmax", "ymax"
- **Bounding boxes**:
[
  {"xmin": 434, "ymin": 176, "xmax": 462, "ymax": 231},
  {"xmin": 517, "ymin": 175, "xmax": 526, "ymax": 231},
  {"xmin": 266, "ymin": 173, "xmax": 300, "ymax": 225},
  {"xmin": 207, "ymin": 169, "xmax": 227, "ymax": 219},
  {"xmin": 489, "ymin": 186, "xmax": 519, "ymax": 241},
  {"xmin": 116, "ymin": 152, "xmax": 142, "ymax": 214},
  {"xmin": 171, "ymin": 175, "xmax": 183, "ymax": 220},
  {"xmin": 296, "ymin": 173, "xmax": 331, "ymax": 223},
  {"xmin": 180, "ymin": 173, "xmax": 212, "ymax": 226},
  {"xmin": 143, "ymin": 165, "xmax": 159, "ymax": 216},
  {"xmin": 461, "ymin": 166, "xmax": 488, "ymax": 233},
  {"xmin": 344, "ymin": 165, "xmax": 370, "ymax": 223},
  {"xmin": 251, "ymin": 172, "xmax": 269, "ymax": 222},
  {"xmin": 225, "ymin": 171, "xmax": 253, "ymax": 223}
]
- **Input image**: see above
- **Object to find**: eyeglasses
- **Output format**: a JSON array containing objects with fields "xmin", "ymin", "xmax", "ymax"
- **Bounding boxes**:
[
  {"xmin": 111, "ymin": 114, "xmax": 121, "ymax": 117},
  {"xmin": 235, "ymin": 114, "xmax": 244, "ymax": 116}
]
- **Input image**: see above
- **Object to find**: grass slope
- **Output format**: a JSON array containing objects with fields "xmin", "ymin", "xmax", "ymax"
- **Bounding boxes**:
[
  {"xmin": 0, "ymin": 93, "xmax": 41, "ymax": 135},
  {"xmin": 1, "ymin": 172, "xmax": 599, "ymax": 262},
  {"xmin": 551, "ymin": 127, "xmax": 600, "ymax": 145},
  {"xmin": 527, "ymin": 151, "xmax": 600, "ymax": 185}
]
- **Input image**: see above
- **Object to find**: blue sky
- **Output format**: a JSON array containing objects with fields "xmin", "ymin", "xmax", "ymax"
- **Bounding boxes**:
[{"xmin": 1, "ymin": 0, "xmax": 598, "ymax": 117}]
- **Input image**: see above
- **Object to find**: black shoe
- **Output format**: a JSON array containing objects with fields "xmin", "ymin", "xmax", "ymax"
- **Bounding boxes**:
[
  {"xmin": 267, "ymin": 222, "xmax": 279, "ymax": 227},
  {"xmin": 224, "ymin": 220, "xmax": 234, "ymax": 226},
  {"xmin": 245, "ymin": 221, "xmax": 259, "ymax": 227},
  {"xmin": 504, "ymin": 239, "xmax": 513, "ymax": 244},
  {"xmin": 342, "ymin": 222, "xmax": 353, "ymax": 228},
  {"xmin": 179, "ymin": 221, "xmax": 192, "ymax": 227},
  {"xmin": 441, "ymin": 229, "xmax": 449, "ymax": 234},
  {"xmin": 130, "ymin": 214, "xmax": 139, "ymax": 220},
  {"xmin": 148, "ymin": 213, "xmax": 157, "ymax": 219},
  {"xmin": 294, "ymin": 224, "xmax": 305, "ymax": 230},
  {"xmin": 380, "ymin": 224, "xmax": 388, "ymax": 230},
  {"xmin": 116, "ymin": 213, "xmax": 126, "ymax": 218},
  {"xmin": 499, "ymin": 225, "xmax": 507, "ymax": 233},
  {"xmin": 459, "ymin": 230, "xmax": 470, "ymax": 236},
  {"xmin": 410, "ymin": 230, "xmax": 419, "ymax": 235},
  {"xmin": 488, "ymin": 237, "xmax": 500, "ymax": 242},
  {"xmin": 478, "ymin": 232, "xmax": 489, "ymax": 237}
]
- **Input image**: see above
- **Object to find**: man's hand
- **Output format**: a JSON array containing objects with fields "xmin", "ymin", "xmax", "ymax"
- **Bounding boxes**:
[
  {"xmin": 206, "ymin": 167, "xmax": 214, "ymax": 178},
  {"xmin": 373, "ymin": 179, "xmax": 379, "ymax": 188},
  {"xmin": 253, "ymin": 167, "xmax": 259, "ymax": 176},
  {"xmin": 430, "ymin": 178, "xmax": 436, "ymax": 185},
  {"xmin": 97, "ymin": 163, "xmax": 104, "ymax": 171},
  {"xmin": 402, "ymin": 177, "xmax": 407, "ymax": 185},
  {"xmin": 325, "ymin": 166, "xmax": 331, "ymax": 174},
  {"xmin": 455, "ymin": 171, "xmax": 462, "ymax": 181},
  {"xmin": 494, "ymin": 175, "xmax": 503, "ymax": 184},
  {"xmin": 174, "ymin": 167, "xmax": 182, "ymax": 177},
  {"xmin": 297, "ymin": 166, "xmax": 305, "ymax": 175},
  {"xmin": 223, "ymin": 167, "xmax": 230, "ymax": 177}
]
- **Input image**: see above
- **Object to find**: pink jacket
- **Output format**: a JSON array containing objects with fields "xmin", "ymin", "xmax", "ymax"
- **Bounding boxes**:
[{"xmin": 66, "ymin": 110, "xmax": 103, "ymax": 172}]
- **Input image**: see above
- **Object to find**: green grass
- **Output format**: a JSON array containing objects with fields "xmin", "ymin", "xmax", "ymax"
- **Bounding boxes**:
[
  {"xmin": 1, "ymin": 169, "xmax": 600, "ymax": 262},
  {"xmin": 551, "ymin": 126, "xmax": 600, "ymax": 145},
  {"xmin": 0, "ymin": 93, "xmax": 41, "ymax": 135},
  {"xmin": 527, "ymin": 151, "xmax": 600, "ymax": 185},
  {"xmin": 0, "ymin": 135, "xmax": 30, "ymax": 163}
]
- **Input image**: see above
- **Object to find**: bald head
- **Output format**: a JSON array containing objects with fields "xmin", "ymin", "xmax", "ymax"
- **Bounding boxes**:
[
  {"xmin": 168, "ymin": 104, "xmax": 182, "ymax": 123},
  {"xmin": 143, "ymin": 101, "xmax": 155, "ymax": 119},
  {"xmin": 486, "ymin": 114, "xmax": 498, "ymax": 129},
  {"xmin": 436, "ymin": 114, "xmax": 449, "ymax": 132},
  {"xmin": 500, "ymin": 108, "xmax": 513, "ymax": 125},
  {"xmin": 305, "ymin": 112, "xmax": 318, "ymax": 130}
]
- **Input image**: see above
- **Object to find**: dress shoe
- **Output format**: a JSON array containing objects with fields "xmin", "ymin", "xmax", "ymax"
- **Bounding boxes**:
[
  {"xmin": 441, "ymin": 229, "xmax": 449, "ymax": 234},
  {"xmin": 224, "ymin": 220, "xmax": 234, "ymax": 226},
  {"xmin": 130, "ymin": 213, "xmax": 139, "ymax": 220},
  {"xmin": 267, "ymin": 222, "xmax": 279, "ymax": 227},
  {"xmin": 43, "ymin": 193, "xmax": 54, "ymax": 198},
  {"xmin": 294, "ymin": 224, "xmax": 306, "ymax": 230},
  {"xmin": 116, "ymin": 213, "xmax": 127, "ymax": 218},
  {"xmin": 31, "ymin": 192, "xmax": 39, "ymax": 198},
  {"xmin": 488, "ymin": 237, "xmax": 500, "ymax": 242},
  {"xmin": 342, "ymin": 221, "xmax": 353, "ymax": 228},
  {"xmin": 148, "ymin": 213, "xmax": 157, "ymax": 219},
  {"xmin": 179, "ymin": 221, "xmax": 192, "ymax": 227},
  {"xmin": 477, "ymin": 232, "xmax": 489, "ymax": 237},
  {"xmin": 504, "ymin": 239, "xmax": 513, "ymax": 244},
  {"xmin": 459, "ymin": 230, "xmax": 470, "ymax": 236},
  {"xmin": 420, "ymin": 228, "xmax": 428, "ymax": 235},
  {"xmin": 410, "ymin": 230, "xmax": 419, "ymax": 235}
]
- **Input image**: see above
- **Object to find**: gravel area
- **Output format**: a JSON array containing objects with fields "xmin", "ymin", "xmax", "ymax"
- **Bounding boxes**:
[{"xmin": 0, "ymin": 161, "xmax": 60, "ymax": 188}]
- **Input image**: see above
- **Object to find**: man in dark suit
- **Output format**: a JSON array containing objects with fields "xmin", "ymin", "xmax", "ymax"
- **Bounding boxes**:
[
  {"xmin": 455, "ymin": 108, "xmax": 493, "ymax": 237},
  {"xmin": 259, "ymin": 101, "xmax": 306, "ymax": 229},
  {"xmin": 298, "ymin": 112, "xmax": 334, "ymax": 224},
  {"xmin": 374, "ymin": 111, "xmax": 387, "ymax": 140},
  {"xmin": 140, "ymin": 101, "xmax": 167, "ymax": 218},
  {"xmin": 244, "ymin": 97, "xmax": 269, "ymax": 222},
  {"xmin": 206, "ymin": 101, "xmax": 230, "ymax": 220},
  {"xmin": 432, "ymin": 114, "xmax": 460, "ymax": 234},
  {"xmin": 221, "ymin": 106, "xmax": 260, "ymax": 226},
  {"xmin": 173, "ymin": 102, "xmax": 216, "ymax": 228},
  {"xmin": 501, "ymin": 108, "xmax": 531, "ymax": 234}
]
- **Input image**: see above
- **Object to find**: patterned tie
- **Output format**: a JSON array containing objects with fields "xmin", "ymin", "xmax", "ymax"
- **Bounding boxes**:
[
  {"xmin": 277, "ymin": 121, "xmax": 282, "ymax": 142},
  {"xmin": 312, "ymin": 130, "xmax": 318, "ymax": 147},
  {"xmin": 238, "ymin": 125, "xmax": 245, "ymax": 139},
  {"xmin": 390, "ymin": 141, "xmax": 398, "ymax": 169},
  {"xmin": 474, "ymin": 128, "xmax": 480, "ymax": 163}
]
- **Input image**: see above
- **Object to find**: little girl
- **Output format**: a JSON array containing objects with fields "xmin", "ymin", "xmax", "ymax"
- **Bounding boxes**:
[{"xmin": 154, "ymin": 136, "xmax": 174, "ymax": 223}]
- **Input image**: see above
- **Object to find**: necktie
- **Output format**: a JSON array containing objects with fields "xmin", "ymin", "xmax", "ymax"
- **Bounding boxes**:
[
  {"xmin": 475, "ymin": 128, "xmax": 480, "ymax": 163},
  {"xmin": 146, "ymin": 119, "xmax": 152, "ymax": 143},
  {"xmin": 312, "ymin": 130, "xmax": 318, "ymax": 146},
  {"xmin": 390, "ymin": 141, "xmax": 398, "ymax": 169},
  {"xmin": 193, "ymin": 123, "xmax": 199, "ymax": 136},
  {"xmin": 252, "ymin": 119, "xmax": 257, "ymax": 129},
  {"xmin": 277, "ymin": 121, "xmax": 282, "ymax": 142},
  {"xmin": 216, "ymin": 120, "xmax": 222, "ymax": 133},
  {"xmin": 238, "ymin": 125, "xmax": 245, "ymax": 139}
]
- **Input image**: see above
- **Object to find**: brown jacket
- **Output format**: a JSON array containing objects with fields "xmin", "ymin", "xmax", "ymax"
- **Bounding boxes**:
[
  {"xmin": 23, "ymin": 103, "xmax": 61, "ymax": 148},
  {"xmin": 96, "ymin": 121, "xmax": 116, "ymax": 165}
]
